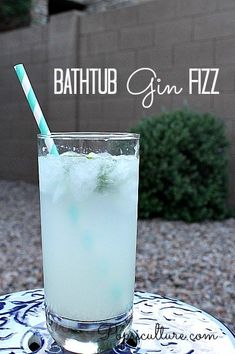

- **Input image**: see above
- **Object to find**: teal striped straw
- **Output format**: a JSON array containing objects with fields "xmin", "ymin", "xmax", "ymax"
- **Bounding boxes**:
[{"xmin": 14, "ymin": 64, "xmax": 59, "ymax": 155}]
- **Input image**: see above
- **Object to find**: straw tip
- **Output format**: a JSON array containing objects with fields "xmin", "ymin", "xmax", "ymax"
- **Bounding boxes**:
[{"xmin": 14, "ymin": 63, "xmax": 24, "ymax": 70}]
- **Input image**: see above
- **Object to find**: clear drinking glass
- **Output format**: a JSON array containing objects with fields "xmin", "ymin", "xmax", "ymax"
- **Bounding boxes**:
[{"xmin": 37, "ymin": 132, "xmax": 139, "ymax": 353}]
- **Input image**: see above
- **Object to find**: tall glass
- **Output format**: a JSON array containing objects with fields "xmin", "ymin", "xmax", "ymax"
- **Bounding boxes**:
[{"xmin": 37, "ymin": 133, "xmax": 139, "ymax": 353}]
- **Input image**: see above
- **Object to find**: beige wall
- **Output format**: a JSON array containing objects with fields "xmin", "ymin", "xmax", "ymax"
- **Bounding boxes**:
[
  {"xmin": 79, "ymin": 0, "xmax": 235, "ymax": 204},
  {"xmin": 0, "ymin": 0, "xmax": 235, "ymax": 203},
  {"xmin": 0, "ymin": 11, "xmax": 78, "ymax": 182}
]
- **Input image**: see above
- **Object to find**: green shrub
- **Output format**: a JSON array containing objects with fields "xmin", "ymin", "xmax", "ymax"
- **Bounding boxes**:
[
  {"xmin": 0, "ymin": 0, "xmax": 31, "ymax": 32},
  {"xmin": 131, "ymin": 110, "xmax": 230, "ymax": 222}
]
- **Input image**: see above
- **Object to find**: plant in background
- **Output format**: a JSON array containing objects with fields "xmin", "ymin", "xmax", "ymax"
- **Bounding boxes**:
[
  {"xmin": 131, "ymin": 110, "xmax": 230, "ymax": 222},
  {"xmin": 0, "ymin": 0, "xmax": 31, "ymax": 32}
]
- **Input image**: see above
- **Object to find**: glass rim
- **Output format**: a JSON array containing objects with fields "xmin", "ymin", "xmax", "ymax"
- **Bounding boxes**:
[{"xmin": 37, "ymin": 132, "xmax": 140, "ymax": 140}]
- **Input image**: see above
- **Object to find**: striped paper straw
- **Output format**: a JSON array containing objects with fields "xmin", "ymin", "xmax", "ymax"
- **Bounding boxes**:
[{"xmin": 14, "ymin": 64, "xmax": 58, "ymax": 155}]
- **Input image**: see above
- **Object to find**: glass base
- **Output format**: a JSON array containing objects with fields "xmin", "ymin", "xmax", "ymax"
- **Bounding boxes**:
[{"xmin": 46, "ymin": 307, "xmax": 133, "ymax": 353}]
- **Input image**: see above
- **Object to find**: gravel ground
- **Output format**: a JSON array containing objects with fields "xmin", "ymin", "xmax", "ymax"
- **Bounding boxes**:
[{"xmin": 0, "ymin": 180, "xmax": 234, "ymax": 333}]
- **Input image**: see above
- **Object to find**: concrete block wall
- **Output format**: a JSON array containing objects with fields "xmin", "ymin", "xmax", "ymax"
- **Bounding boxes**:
[
  {"xmin": 1, "ymin": 0, "xmax": 235, "ymax": 204},
  {"xmin": 0, "ymin": 25, "xmax": 47, "ymax": 182},
  {"xmin": 78, "ymin": 0, "xmax": 235, "ymax": 204},
  {"xmin": 85, "ymin": 0, "xmax": 147, "ymax": 13},
  {"xmin": 0, "ymin": 11, "xmax": 79, "ymax": 182}
]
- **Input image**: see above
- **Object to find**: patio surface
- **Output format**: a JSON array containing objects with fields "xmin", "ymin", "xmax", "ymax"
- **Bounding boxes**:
[{"xmin": 0, "ymin": 180, "xmax": 234, "ymax": 333}]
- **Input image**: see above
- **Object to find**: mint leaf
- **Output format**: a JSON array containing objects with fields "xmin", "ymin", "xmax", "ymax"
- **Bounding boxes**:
[{"xmin": 96, "ymin": 161, "xmax": 115, "ymax": 193}]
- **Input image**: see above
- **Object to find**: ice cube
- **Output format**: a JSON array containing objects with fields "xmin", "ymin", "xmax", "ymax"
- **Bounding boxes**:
[
  {"xmin": 69, "ymin": 156, "xmax": 100, "ymax": 201},
  {"xmin": 38, "ymin": 155, "xmax": 63, "ymax": 195}
]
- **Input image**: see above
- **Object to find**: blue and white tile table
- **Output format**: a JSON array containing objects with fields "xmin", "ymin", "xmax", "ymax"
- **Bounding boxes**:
[{"xmin": 0, "ymin": 289, "xmax": 234, "ymax": 353}]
